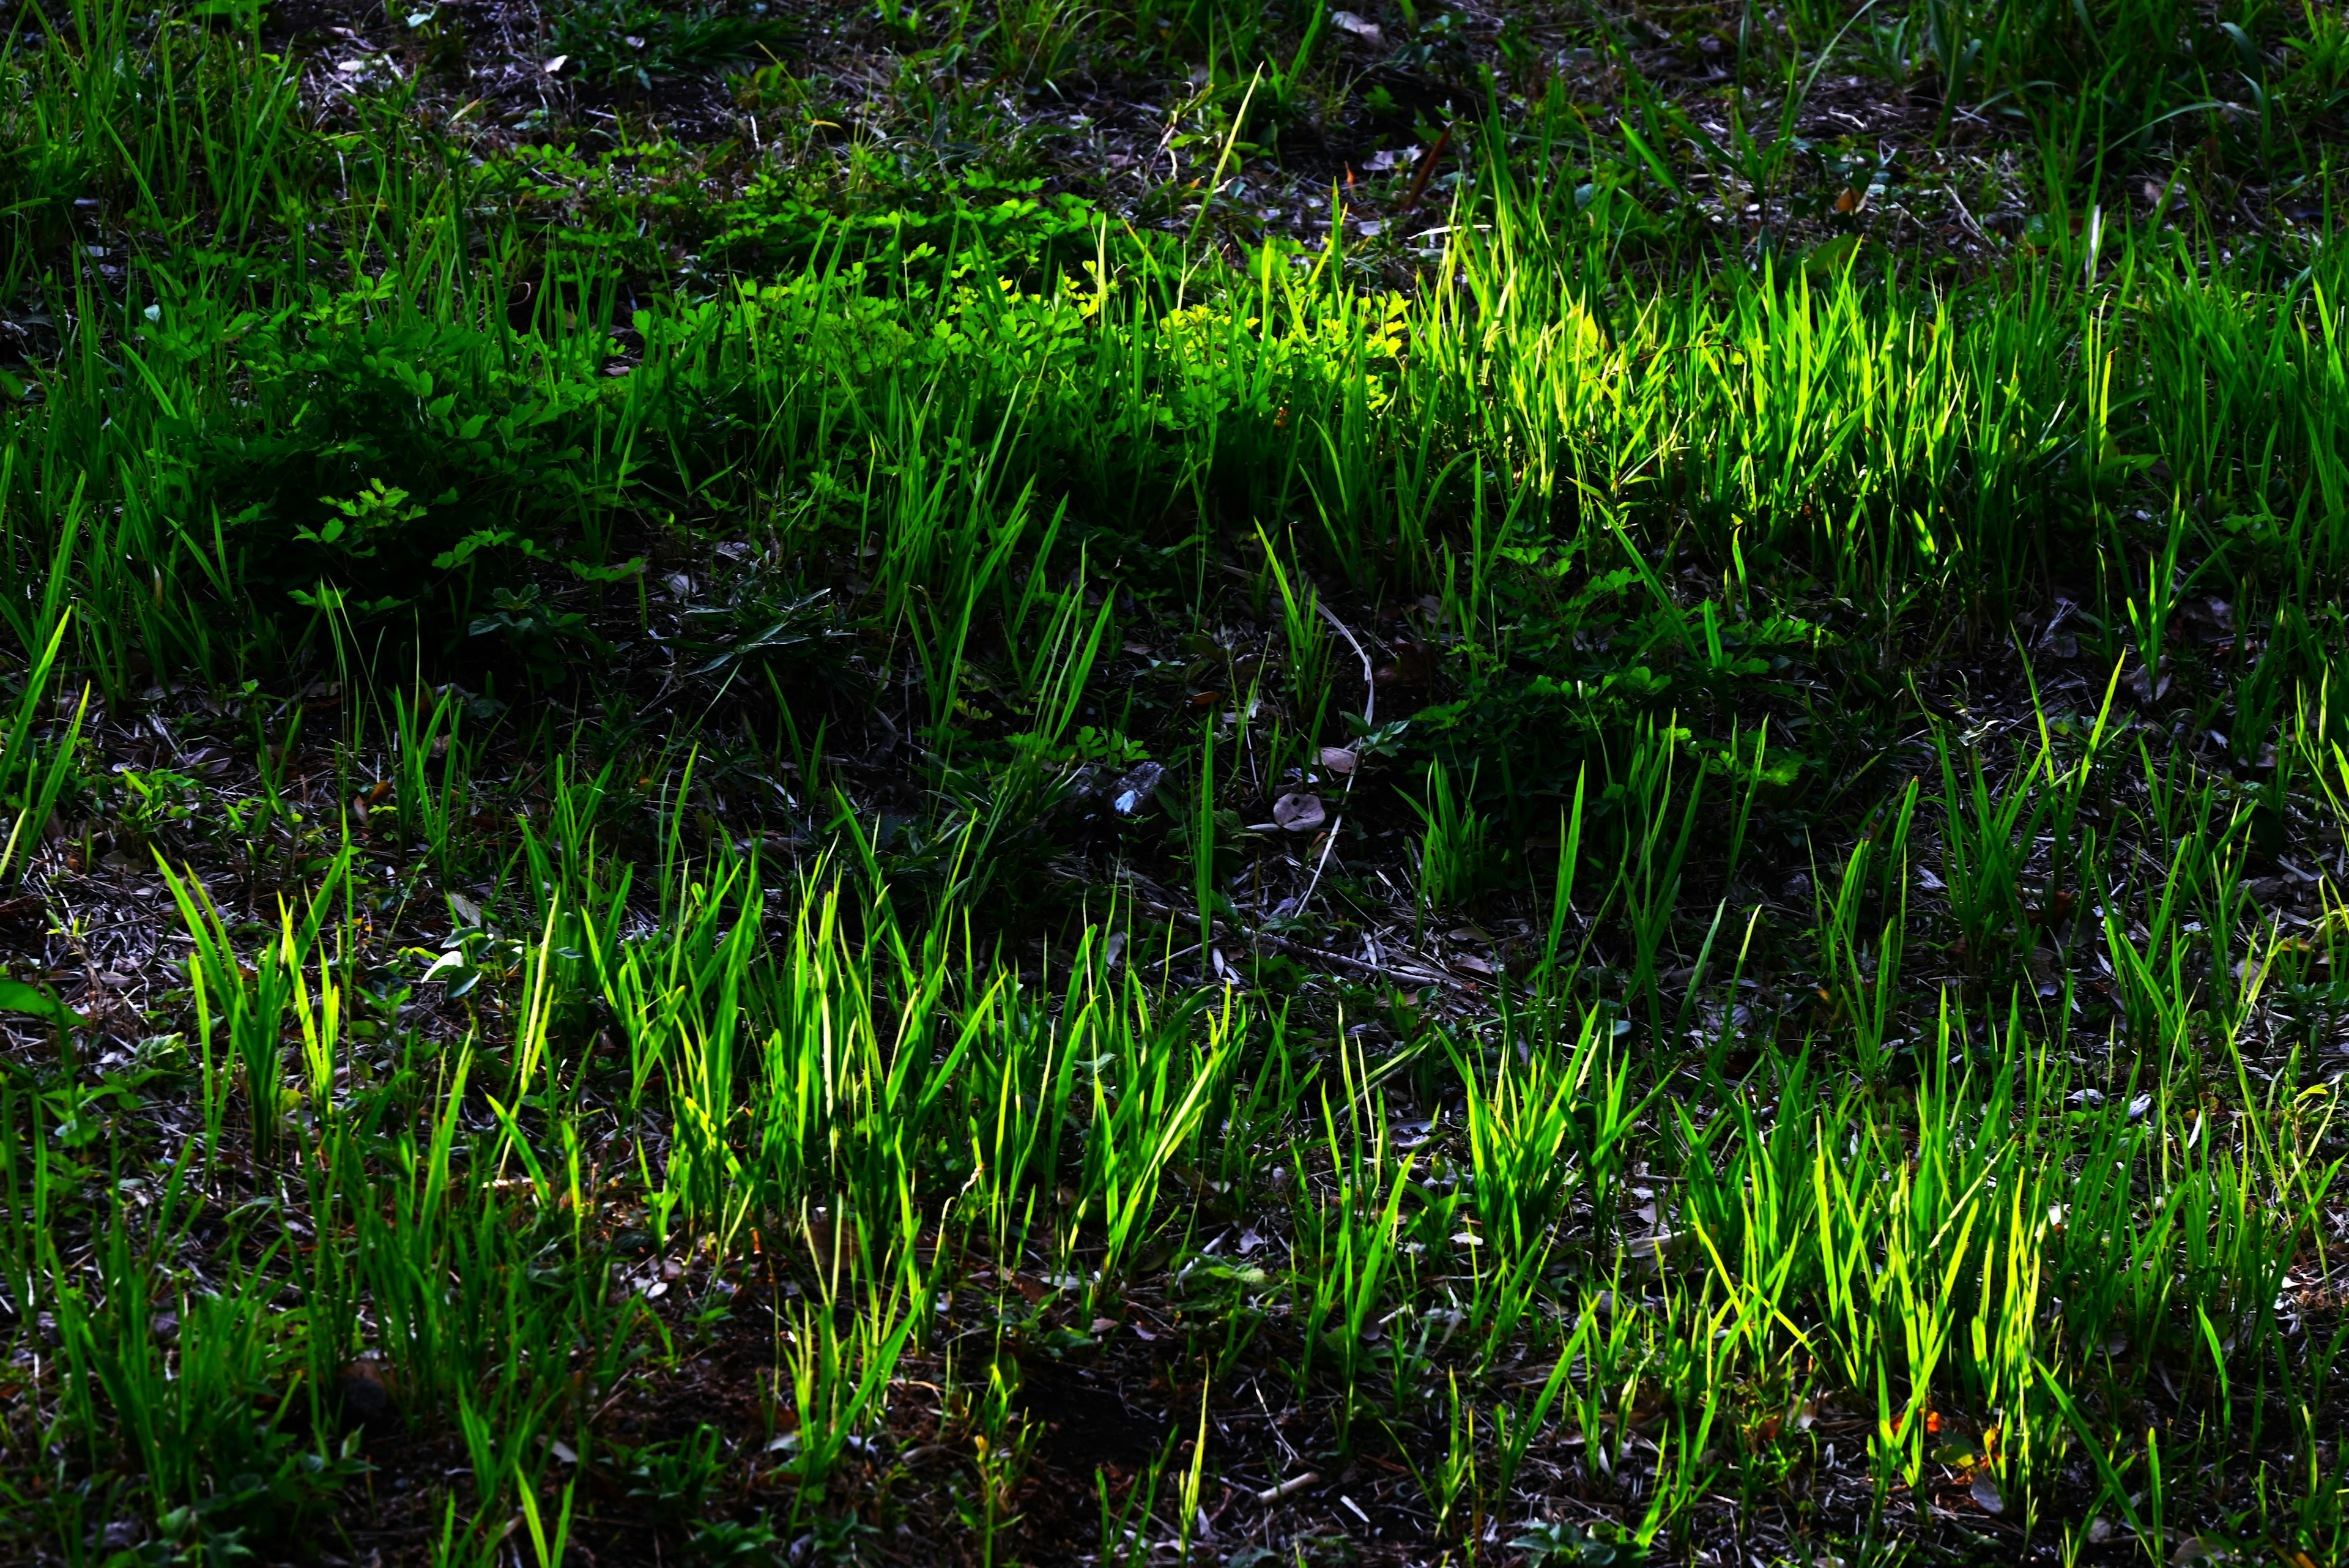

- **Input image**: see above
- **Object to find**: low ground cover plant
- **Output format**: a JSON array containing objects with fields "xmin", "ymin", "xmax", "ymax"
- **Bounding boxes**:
[{"xmin": 2, "ymin": 1, "xmax": 2348, "ymax": 1564}]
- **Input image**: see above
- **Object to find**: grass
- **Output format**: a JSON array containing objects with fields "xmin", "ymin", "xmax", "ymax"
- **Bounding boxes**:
[{"xmin": 2, "ymin": 0, "xmax": 2349, "ymax": 1563}]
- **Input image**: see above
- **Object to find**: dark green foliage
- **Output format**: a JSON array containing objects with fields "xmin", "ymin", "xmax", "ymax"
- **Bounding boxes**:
[
  {"xmin": 548, "ymin": 0, "xmax": 792, "ymax": 89},
  {"xmin": 4, "ymin": 1, "xmax": 2349, "ymax": 1562}
]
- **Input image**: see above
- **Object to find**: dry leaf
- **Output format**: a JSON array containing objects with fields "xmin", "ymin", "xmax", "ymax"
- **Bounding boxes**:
[
  {"xmin": 1969, "ymin": 1474, "xmax": 2004, "ymax": 1515},
  {"xmin": 1272, "ymin": 792, "xmax": 1326, "ymax": 832},
  {"xmin": 1319, "ymin": 746, "xmax": 1358, "ymax": 776}
]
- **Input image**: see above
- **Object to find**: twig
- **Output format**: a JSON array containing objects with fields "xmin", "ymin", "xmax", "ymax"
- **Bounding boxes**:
[
  {"xmin": 1256, "ymin": 1471, "xmax": 1319, "ymax": 1504},
  {"xmin": 1942, "ymin": 185, "xmax": 1992, "ymax": 250},
  {"xmin": 1396, "ymin": 123, "xmax": 1453, "ymax": 219},
  {"xmin": 1065, "ymin": 871, "xmax": 1480, "ymax": 994}
]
